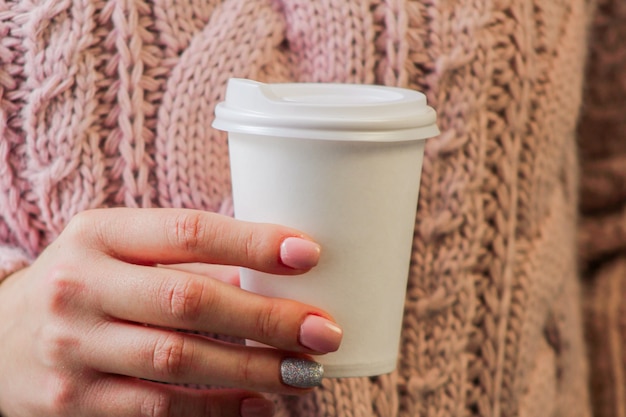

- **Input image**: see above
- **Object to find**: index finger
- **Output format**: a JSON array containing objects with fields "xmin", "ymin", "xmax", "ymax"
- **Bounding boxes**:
[{"xmin": 64, "ymin": 208, "xmax": 320, "ymax": 274}]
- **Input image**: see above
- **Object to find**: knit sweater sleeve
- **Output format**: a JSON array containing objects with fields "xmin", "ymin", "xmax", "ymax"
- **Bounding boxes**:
[
  {"xmin": 0, "ymin": 3, "xmax": 33, "ymax": 284},
  {"xmin": 578, "ymin": 1, "xmax": 626, "ymax": 416},
  {"xmin": 0, "ymin": 245, "xmax": 30, "ymax": 284}
]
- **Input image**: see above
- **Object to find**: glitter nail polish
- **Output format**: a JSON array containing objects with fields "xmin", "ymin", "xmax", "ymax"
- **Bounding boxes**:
[{"xmin": 280, "ymin": 358, "xmax": 324, "ymax": 388}]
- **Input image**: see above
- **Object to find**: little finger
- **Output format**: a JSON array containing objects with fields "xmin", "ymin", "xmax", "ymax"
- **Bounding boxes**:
[{"xmin": 89, "ymin": 375, "xmax": 274, "ymax": 417}]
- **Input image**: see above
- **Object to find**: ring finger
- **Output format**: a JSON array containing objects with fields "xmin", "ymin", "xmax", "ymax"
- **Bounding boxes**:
[
  {"xmin": 90, "ymin": 259, "xmax": 341, "ymax": 354},
  {"xmin": 83, "ymin": 321, "xmax": 323, "ymax": 394}
]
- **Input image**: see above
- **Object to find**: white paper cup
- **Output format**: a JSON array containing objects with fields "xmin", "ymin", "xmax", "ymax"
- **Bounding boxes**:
[{"xmin": 213, "ymin": 78, "xmax": 438, "ymax": 378}]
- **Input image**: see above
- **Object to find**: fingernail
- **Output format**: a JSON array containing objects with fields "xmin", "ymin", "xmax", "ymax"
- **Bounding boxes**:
[
  {"xmin": 240, "ymin": 398, "xmax": 275, "ymax": 417},
  {"xmin": 280, "ymin": 237, "xmax": 321, "ymax": 270},
  {"xmin": 299, "ymin": 315, "xmax": 343, "ymax": 353},
  {"xmin": 280, "ymin": 358, "xmax": 324, "ymax": 388}
]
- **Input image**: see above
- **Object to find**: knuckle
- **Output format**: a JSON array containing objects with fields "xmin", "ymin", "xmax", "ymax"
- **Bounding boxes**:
[
  {"xmin": 239, "ymin": 224, "xmax": 285, "ymax": 267},
  {"xmin": 159, "ymin": 278, "xmax": 205, "ymax": 323},
  {"xmin": 141, "ymin": 391, "xmax": 173, "ymax": 417},
  {"xmin": 235, "ymin": 349, "xmax": 255, "ymax": 386},
  {"xmin": 43, "ymin": 265, "xmax": 84, "ymax": 315},
  {"xmin": 166, "ymin": 212, "xmax": 206, "ymax": 252},
  {"xmin": 63, "ymin": 209, "xmax": 111, "ymax": 253},
  {"xmin": 241, "ymin": 228, "xmax": 262, "ymax": 264},
  {"xmin": 254, "ymin": 302, "xmax": 283, "ymax": 343},
  {"xmin": 151, "ymin": 332, "xmax": 192, "ymax": 378},
  {"xmin": 44, "ymin": 374, "xmax": 80, "ymax": 416},
  {"xmin": 63, "ymin": 210, "xmax": 96, "ymax": 242},
  {"xmin": 39, "ymin": 325, "xmax": 79, "ymax": 367}
]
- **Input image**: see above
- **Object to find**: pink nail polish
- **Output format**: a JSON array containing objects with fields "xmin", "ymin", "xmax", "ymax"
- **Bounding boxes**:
[
  {"xmin": 240, "ymin": 398, "xmax": 275, "ymax": 417},
  {"xmin": 280, "ymin": 237, "xmax": 321, "ymax": 270},
  {"xmin": 299, "ymin": 315, "xmax": 343, "ymax": 353}
]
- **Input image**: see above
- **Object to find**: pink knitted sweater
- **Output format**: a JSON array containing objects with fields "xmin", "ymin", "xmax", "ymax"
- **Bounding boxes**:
[{"xmin": 2, "ymin": 0, "xmax": 622, "ymax": 416}]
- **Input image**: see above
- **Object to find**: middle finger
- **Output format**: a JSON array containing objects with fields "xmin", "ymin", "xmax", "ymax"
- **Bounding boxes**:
[{"xmin": 91, "ymin": 258, "xmax": 341, "ymax": 354}]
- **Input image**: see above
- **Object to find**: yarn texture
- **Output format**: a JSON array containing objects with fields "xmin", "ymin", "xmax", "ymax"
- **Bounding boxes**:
[{"xmin": 0, "ymin": 0, "xmax": 619, "ymax": 415}]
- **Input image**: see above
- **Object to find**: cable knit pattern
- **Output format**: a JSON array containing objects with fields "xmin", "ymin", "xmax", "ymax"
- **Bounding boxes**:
[{"xmin": 0, "ymin": 0, "xmax": 601, "ymax": 416}]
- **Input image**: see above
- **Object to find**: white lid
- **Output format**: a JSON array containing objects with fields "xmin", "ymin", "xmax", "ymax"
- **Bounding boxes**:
[{"xmin": 212, "ymin": 78, "xmax": 439, "ymax": 141}]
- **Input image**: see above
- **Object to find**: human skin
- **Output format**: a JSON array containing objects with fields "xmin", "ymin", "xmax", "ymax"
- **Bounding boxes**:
[{"xmin": 0, "ymin": 208, "xmax": 341, "ymax": 417}]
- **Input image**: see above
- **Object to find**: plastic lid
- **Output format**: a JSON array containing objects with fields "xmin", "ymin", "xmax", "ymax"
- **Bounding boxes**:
[{"xmin": 212, "ymin": 78, "xmax": 439, "ymax": 141}]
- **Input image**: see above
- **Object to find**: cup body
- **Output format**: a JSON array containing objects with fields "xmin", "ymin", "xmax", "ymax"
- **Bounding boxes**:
[{"xmin": 213, "ymin": 78, "xmax": 438, "ymax": 377}]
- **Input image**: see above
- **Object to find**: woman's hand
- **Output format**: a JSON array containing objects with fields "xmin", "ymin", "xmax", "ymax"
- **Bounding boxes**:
[{"xmin": 0, "ymin": 208, "xmax": 342, "ymax": 417}]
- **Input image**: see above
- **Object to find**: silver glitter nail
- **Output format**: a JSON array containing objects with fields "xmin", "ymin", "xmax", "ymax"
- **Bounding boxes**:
[{"xmin": 280, "ymin": 358, "xmax": 324, "ymax": 388}]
